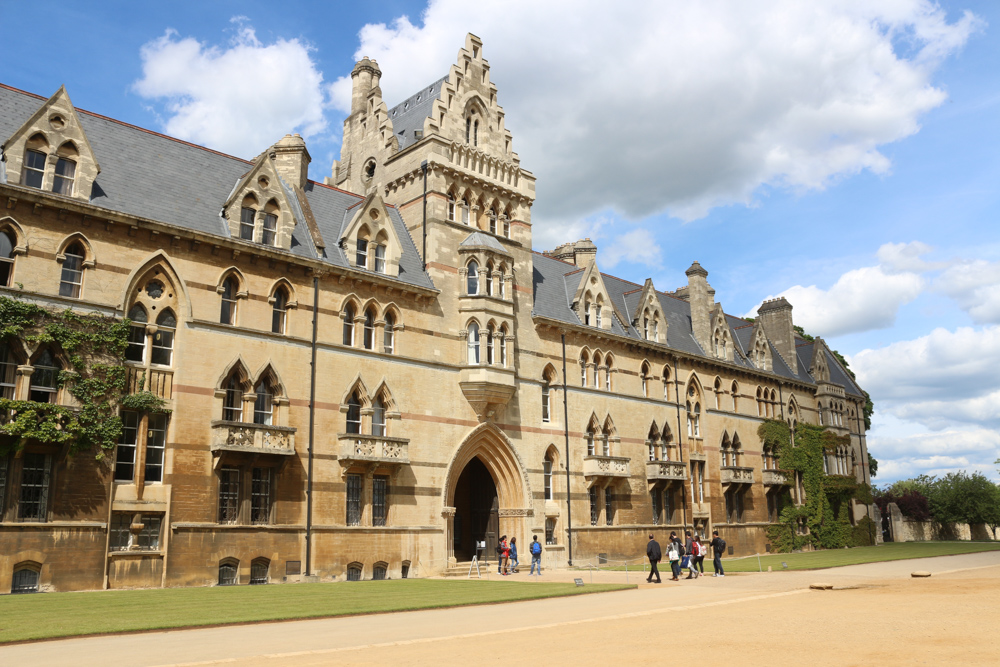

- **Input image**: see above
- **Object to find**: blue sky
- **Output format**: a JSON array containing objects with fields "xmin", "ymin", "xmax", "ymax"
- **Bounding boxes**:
[{"xmin": 2, "ymin": 0, "xmax": 998, "ymax": 484}]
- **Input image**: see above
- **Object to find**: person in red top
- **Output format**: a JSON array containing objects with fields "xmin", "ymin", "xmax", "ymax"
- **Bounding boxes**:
[{"xmin": 499, "ymin": 535, "xmax": 511, "ymax": 575}]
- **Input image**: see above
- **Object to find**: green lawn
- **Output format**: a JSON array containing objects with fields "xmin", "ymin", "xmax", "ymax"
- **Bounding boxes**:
[
  {"xmin": 0, "ymin": 579, "xmax": 632, "ymax": 644},
  {"xmin": 583, "ymin": 541, "xmax": 1000, "ymax": 573}
]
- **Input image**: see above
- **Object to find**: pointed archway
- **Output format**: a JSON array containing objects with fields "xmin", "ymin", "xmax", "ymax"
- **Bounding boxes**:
[{"xmin": 442, "ymin": 423, "xmax": 532, "ymax": 565}]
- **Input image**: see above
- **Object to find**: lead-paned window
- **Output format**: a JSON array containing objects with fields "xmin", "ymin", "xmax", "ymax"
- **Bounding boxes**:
[
  {"xmin": 115, "ymin": 410, "xmax": 140, "ymax": 482},
  {"xmin": 59, "ymin": 242, "xmax": 85, "ymax": 298},
  {"xmin": 0, "ymin": 230, "xmax": 16, "ymax": 287},
  {"xmin": 466, "ymin": 260, "xmax": 479, "ymax": 295},
  {"xmin": 342, "ymin": 304, "xmax": 355, "ymax": 346},
  {"xmin": 253, "ymin": 380, "xmax": 273, "ymax": 425},
  {"xmin": 250, "ymin": 467, "xmax": 272, "ymax": 525},
  {"xmin": 22, "ymin": 150, "xmax": 46, "ymax": 189},
  {"xmin": 125, "ymin": 305, "xmax": 148, "ymax": 363},
  {"xmin": 218, "ymin": 467, "xmax": 240, "ymax": 524},
  {"xmin": 346, "ymin": 473, "xmax": 362, "ymax": 526},
  {"xmin": 30, "ymin": 350, "xmax": 59, "ymax": 403},
  {"xmin": 589, "ymin": 487, "xmax": 598, "ymax": 526},
  {"xmin": 363, "ymin": 309, "xmax": 375, "ymax": 350},
  {"xmin": 346, "ymin": 564, "xmax": 362, "ymax": 581},
  {"xmin": 250, "ymin": 559, "xmax": 269, "ymax": 585},
  {"xmin": 136, "ymin": 514, "xmax": 161, "ymax": 550},
  {"xmin": 109, "ymin": 513, "xmax": 131, "ymax": 551},
  {"xmin": 223, "ymin": 374, "xmax": 243, "ymax": 421},
  {"xmin": 372, "ymin": 396, "xmax": 385, "ymax": 437},
  {"xmin": 219, "ymin": 561, "xmax": 238, "ymax": 586},
  {"xmin": 372, "ymin": 475, "xmax": 388, "ymax": 527},
  {"xmin": 651, "ymin": 489, "xmax": 661, "ymax": 525},
  {"xmin": 383, "ymin": 313, "xmax": 395, "ymax": 354},
  {"xmin": 271, "ymin": 288, "xmax": 288, "ymax": 334},
  {"xmin": 346, "ymin": 393, "xmax": 361, "ymax": 434},
  {"xmin": 467, "ymin": 322, "xmax": 480, "ymax": 364},
  {"xmin": 500, "ymin": 329, "xmax": 507, "ymax": 366},
  {"xmin": 52, "ymin": 157, "xmax": 75, "ymax": 196},
  {"xmin": 144, "ymin": 413, "xmax": 167, "ymax": 483},
  {"xmin": 261, "ymin": 213, "xmax": 277, "ymax": 246},
  {"xmin": 373, "ymin": 244, "xmax": 386, "ymax": 273},
  {"xmin": 18, "ymin": 453, "xmax": 49, "ymax": 522},
  {"xmin": 0, "ymin": 344, "xmax": 17, "ymax": 399},
  {"xmin": 543, "ymin": 458, "xmax": 553, "ymax": 501},
  {"xmin": 541, "ymin": 383, "xmax": 550, "ymax": 422},
  {"xmin": 373, "ymin": 563, "xmax": 387, "ymax": 580},
  {"xmin": 356, "ymin": 238, "xmax": 368, "ymax": 268},
  {"xmin": 11, "ymin": 567, "xmax": 39, "ymax": 594},
  {"xmin": 151, "ymin": 310, "xmax": 175, "ymax": 366},
  {"xmin": 220, "ymin": 277, "xmax": 238, "ymax": 325},
  {"xmin": 240, "ymin": 207, "xmax": 256, "ymax": 241}
]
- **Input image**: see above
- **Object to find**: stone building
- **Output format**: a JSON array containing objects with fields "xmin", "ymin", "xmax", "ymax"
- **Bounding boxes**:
[{"xmin": 0, "ymin": 34, "xmax": 871, "ymax": 593}]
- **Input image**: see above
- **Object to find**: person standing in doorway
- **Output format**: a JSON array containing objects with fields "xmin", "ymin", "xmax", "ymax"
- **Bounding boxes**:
[
  {"xmin": 646, "ymin": 533, "xmax": 662, "ymax": 584},
  {"xmin": 711, "ymin": 530, "xmax": 726, "ymax": 577},
  {"xmin": 530, "ymin": 535, "xmax": 543, "ymax": 576}
]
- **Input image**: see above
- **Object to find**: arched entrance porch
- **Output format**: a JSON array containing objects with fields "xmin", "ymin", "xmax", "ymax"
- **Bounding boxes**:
[{"xmin": 442, "ymin": 423, "xmax": 533, "ymax": 566}]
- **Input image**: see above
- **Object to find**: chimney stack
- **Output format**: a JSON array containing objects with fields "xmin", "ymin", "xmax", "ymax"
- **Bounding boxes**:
[
  {"xmin": 544, "ymin": 238, "xmax": 598, "ymax": 268},
  {"xmin": 685, "ymin": 261, "xmax": 712, "ymax": 353},
  {"xmin": 350, "ymin": 57, "xmax": 381, "ymax": 116},
  {"xmin": 271, "ymin": 134, "xmax": 311, "ymax": 190},
  {"xmin": 757, "ymin": 297, "xmax": 797, "ymax": 373}
]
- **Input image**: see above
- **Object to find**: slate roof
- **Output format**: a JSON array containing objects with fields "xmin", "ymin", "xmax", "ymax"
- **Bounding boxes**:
[
  {"xmin": 796, "ymin": 342, "xmax": 864, "ymax": 398},
  {"xmin": 460, "ymin": 231, "xmax": 509, "ymax": 254},
  {"xmin": 0, "ymin": 84, "xmax": 435, "ymax": 291},
  {"xmin": 387, "ymin": 77, "xmax": 449, "ymax": 151}
]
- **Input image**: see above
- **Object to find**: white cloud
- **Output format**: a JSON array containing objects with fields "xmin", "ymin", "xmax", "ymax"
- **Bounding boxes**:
[
  {"xmin": 133, "ymin": 20, "xmax": 328, "ymax": 158},
  {"xmin": 868, "ymin": 423, "xmax": 1000, "ymax": 482},
  {"xmin": 330, "ymin": 0, "xmax": 980, "ymax": 226},
  {"xmin": 876, "ymin": 241, "xmax": 944, "ymax": 273},
  {"xmin": 935, "ymin": 259, "xmax": 1000, "ymax": 323},
  {"xmin": 601, "ymin": 229, "xmax": 663, "ymax": 270}
]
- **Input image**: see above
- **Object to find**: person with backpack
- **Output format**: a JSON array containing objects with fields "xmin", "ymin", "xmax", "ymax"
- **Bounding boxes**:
[
  {"xmin": 668, "ymin": 531, "xmax": 684, "ymax": 581},
  {"xmin": 711, "ymin": 530, "xmax": 726, "ymax": 577},
  {"xmin": 692, "ymin": 533, "xmax": 706, "ymax": 576},
  {"xmin": 645, "ymin": 533, "xmax": 662, "ymax": 584},
  {"xmin": 529, "ymin": 535, "xmax": 543, "ymax": 576},
  {"xmin": 497, "ymin": 535, "xmax": 507, "ymax": 574},
  {"xmin": 684, "ymin": 530, "xmax": 699, "ymax": 579}
]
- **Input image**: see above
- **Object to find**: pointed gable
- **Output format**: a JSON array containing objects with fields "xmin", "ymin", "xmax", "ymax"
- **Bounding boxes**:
[
  {"xmin": 810, "ymin": 338, "xmax": 832, "ymax": 383},
  {"xmin": 222, "ymin": 153, "xmax": 299, "ymax": 250},
  {"xmin": 748, "ymin": 320, "xmax": 773, "ymax": 371},
  {"xmin": 340, "ymin": 193, "xmax": 404, "ymax": 277},
  {"xmin": 2, "ymin": 86, "xmax": 100, "ymax": 201},
  {"xmin": 571, "ymin": 260, "xmax": 624, "ymax": 331},
  {"xmin": 630, "ymin": 279, "xmax": 668, "ymax": 344}
]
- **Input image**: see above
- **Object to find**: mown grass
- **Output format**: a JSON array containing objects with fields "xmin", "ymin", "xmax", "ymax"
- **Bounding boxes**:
[
  {"xmin": 0, "ymin": 578, "xmax": 632, "ymax": 644},
  {"xmin": 583, "ymin": 541, "xmax": 1000, "ymax": 573}
]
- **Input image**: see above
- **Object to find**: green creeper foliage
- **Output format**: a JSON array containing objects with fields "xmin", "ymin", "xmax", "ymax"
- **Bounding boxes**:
[
  {"xmin": 759, "ymin": 419, "xmax": 872, "ymax": 552},
  {"xmin": 0, "ymin": 296, "xmax": 164, "ymax": 457}
]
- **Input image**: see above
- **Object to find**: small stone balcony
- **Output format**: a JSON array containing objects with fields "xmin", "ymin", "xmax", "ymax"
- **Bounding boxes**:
[
  {"xmin": 720, "ymin": 466, "xmax": 755, "ymax": 485},
  {"xmin": 583, "ymin": 455, "xmax": 630, "ymax": 479},
  {"xmin": 645, "ymin": 459, "xmax": 687, "ymax": 483},
  {"xmin": 762, "ymin": 469, "xmax": 790, "ymax": 486},
  {"xmin": 338, "ymin": 434, "xmax": 410, "ymax": 469},
  {"xmin": 210, "ymin": 421, "xmax": 296, "ymax": 455}
]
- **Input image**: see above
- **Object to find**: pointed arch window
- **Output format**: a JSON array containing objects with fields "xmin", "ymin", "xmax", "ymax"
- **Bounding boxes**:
[
  {"xmin": 59, "ymin": 241, "xmax": 85, "ymax": 298},
  {"xmin": 580, "ymin": 353, "xmax": 589, "ymax": 387},
  {"xmin": 503, "ymin": 217, "xmax": 510, "ymax": 238},
  {"xmin": 356, "ymin": 237, "xmax": 368, "ymax": 269},
  {"xmin": 466, "ymin": 260, "xmax": 479, "ymax": 295},
  {"xmin": 261, "ymin": 210, "xmax": 277, "ymax": 246},
  {"xmin": 223, "ymin": 373, "xmax": 244, "ymax": 421},
  {"xmin": 240, "ymin": 204, "xmax": 257, "ymax": 241},
  {"xmin": 485, "ymin": 261, "xmax": 494, "ymax": 296},
  {"xmin": 473, "ymin": 119, "xmax": 479, "ymax": 146},
  {"xmin": 486, "ymin": 324, "xmax": 495, "ymax": 364},
  {"xmin": 543, "ymin": 451, "xmax": 554, "ymax": 500},
  {"xmin": 467, "ymin": 322, "xmax": 481, "ymax": 364},
  {"xmin": 602, "ymin": 428, "xmax": 611, "ymax": 456},
  {"xmin": 372, "ymin": 395, "xmax": 386, "ymax": 437},
  {"xmin": 466, "ymin": 116, "xmax": 472, "ymax": 143},
  {"xmin": 461, "ymin": 198, "xmax": 470, "ymax": 225},
  {"xmin": 30, "ymin": 349, "xmax": 60, "ymax": 403},
  {"xmin": 346, "ymin": 392, "xmax": 362, "ymax": 434},
  {"xmin": 253, "ymin": 379, "xmax": 273, "ymax": 425},
  {"xmin": 583, "ymin": 299, "xmax": 591, "ymax": 326},
  {"xmin": 151, "ymin": 310, "xmax": 175, "ymax": 366},
  {"xmin": 383, "ymin": 312, "xmax": 395, "ymax": 354},
  {"xmin": 641, "ymin": 363, "xmax": 650, "ymax": 397},
  {"xmin": 126, "ymin": 305, "xmax": 148, "ymax": 363},
  {"xmin": 0, "ymin": 230, "xmax": 16, "ymax": 287},
  {"xmin": 363, "ymin": 308, "xmax": 376, "ymax": 350},
  {"xmin": 271, "ymin": 287, "xmax": 288, "ymax": 334},
  {"xmin": 498, "ymin": 267, "xmax": 506, "ymax": 298},
  {"xmin": 447, "ymin": 193, "xmax": 456, "ymax": 221},
  {"xmin": 595, "ymin": 303, "xmax": 602, "ymax": 328},
  {"xmin": 342, "ymin": 303, "xmax": 356, "ymax": 346},
  {"xmin": 0, "ymin": 343, "xmax": 18, "ymax": 399},
  {"xmin": 22, "ymin": 148, "xmax": 46, "ymax": 189},
  {"xmin": 374, "ymin": 243, "xmax": 386, "ymax": 274},
  {"xmin": 604, "ymin": 357, "xmax": 613, "ymax": 391},
  {"xmin": 499, "ymin": 325, "xmax": 508, "ymax": 367},
  {"xmin": 220, "ymin": 277, "xmax": 238, "ymax": 325},
  {"xmin": 586, "ymin": 426, "xmax": 596, "ymax": 456},
  {"xmin": 541, "ymin": 379, "xmax": 551, "ymax": 423},
  {"xmin": 489, "ymin": 211, "xmax": 497, "ymax": 235}
]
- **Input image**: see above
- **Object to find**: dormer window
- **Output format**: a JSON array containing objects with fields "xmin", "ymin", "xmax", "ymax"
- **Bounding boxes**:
[
  {"xmin": 595, "ymin": 304, "xmax": 602, "ymax": 328},
  {"xmin": 584, "ymin": 300, "xmax": 591, "ymax": 326},
  {"xmin": 356, "ymin": 238, "xmax": 368, "ymax": 269},
  {"xmin": 22, "ymin": 149, "xmax": 46, "ymax": 189},
  {"xmin": 261, "ymin": 211, "xmax": 277, "ymax": 246},
  {"xmin": 240, "ymin": 206, "xmax": 256, "ymax": 241},
  {"xmin": 374, "ymin": 243, "xmax": 386, "ymax": 274},
  {"xmin": 53, "ymin": 157, "xmax": 76, "ymax": 196}
]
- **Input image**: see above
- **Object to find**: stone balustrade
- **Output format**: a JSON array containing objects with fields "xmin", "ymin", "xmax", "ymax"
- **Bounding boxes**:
[
  {"xmin": 583, "ymin": 455, "xmax": 630, "ymax": 479},
  {"xmin": 338, "ymin": 434, "xmax": 410, "ymax": 466},
  {"xmin": 645, "ymin": 459, "xmax": 687, "ymax": 482},
  {"xmin": 762, "ymin": 469, "xmax": 790, "ymax": 486},
  {"xmin": 720, "ymin": 465, "xmax": 755, "ymax": 485},
  {"xmin": 210, "ymin": 421, "xmax": 295, "ymax": 455}
]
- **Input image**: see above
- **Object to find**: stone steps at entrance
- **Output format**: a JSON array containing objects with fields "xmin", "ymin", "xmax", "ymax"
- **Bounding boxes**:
[{"xmin": 441, "ymin": 561, "xmax": 502, "ymax": 577}]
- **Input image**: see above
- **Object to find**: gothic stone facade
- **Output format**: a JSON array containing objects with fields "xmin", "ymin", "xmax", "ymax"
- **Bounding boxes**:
[{"xmin": 0, "ymin": 34, "xmax": 871, "ymax": 593}]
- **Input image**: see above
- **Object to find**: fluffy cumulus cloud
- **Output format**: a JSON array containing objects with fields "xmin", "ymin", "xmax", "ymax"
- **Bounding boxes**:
[
  {"xmin": 601, "ymin": 228, "xmax": 663, "ymax": 270},
  {"xmin": 331, "ymin": 0, "xmax": 979, "ymax": 225},
  {"xmin": 935, "ymin": 259, "xmax": 1000, "ymax": 323},
  {"xmin": 866, "ymin": 415, "xmax": 1000, "ymax": 481},
  {"xmin": 134, "ymin": 20, "xmax": 327, "ymax": 158}
]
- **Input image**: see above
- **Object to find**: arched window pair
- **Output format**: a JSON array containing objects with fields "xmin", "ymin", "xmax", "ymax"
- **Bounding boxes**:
[
  {"xmin": 0, "ymin": 229, "xmax": 17, "ymax": 287},
  {"xmin": 465, "ymin": 116, "xmax": 479, "ymax": 146},
  {"xmin": 239, "ymin": 195, "xmax": 279, "ymax": 246},
  {"xmin": 21, "ymin": 134, "xmax": 77, "ymax": 196},
  {"xmin": 585, "ymin": 418, "xmax": 614, "ymax": 456},
  {"xmin": 125, "ymin": 305, "xmax": 176, "ymax": 366},
  {"xmin": 345, "ymin": 390, "xmax": 389, "ymax": 437},
  {"xmin": 720, "ymin": 433, "xmax": 742, "ymax": 467},
  {"xmin": 356, "ymin": 234, "xmax": 387, "ymax": 274},
  {"xmin": 686, "ymin": 383, "xmax": 702, "ymax": 438},
  {"xmin": 647, "ymin": 423, "xmax": 673, "ymax": 461},
  {"xmin": 343, "ymin": 303, "xmax": 396, "ymax": 353},
  {"xmin": 222, "ymin": 372, "xmax": 277, "ymax": 426},
  {"xmin": 466, "ymin": 321, "xmax": 508, "ymax": 366},
  {"xmin": 1, "ymin": 346, "xmax": 63, "ymax": 404}
]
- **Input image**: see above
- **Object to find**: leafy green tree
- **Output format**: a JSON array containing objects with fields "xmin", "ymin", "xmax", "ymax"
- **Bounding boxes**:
[
  {"xmin": 868, "ymin": 453, "xmax": 878, "ymax": 478},
  {"xmin": 926, "ymin": 472, "xmax": 1000, "ymax": 533}
]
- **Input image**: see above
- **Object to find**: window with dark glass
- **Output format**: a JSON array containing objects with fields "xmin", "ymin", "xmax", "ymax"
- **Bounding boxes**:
[
  {"xmin": 589, "ymin": 486, "xmax": 598, "ymax": 526},
  {"xmin": 543, "ymin": 458, "xmax": 552, "ymax": 500},
  {"xmin": 374, "ymin": 244, "xmax": 386, "ymax": 273},
  {"xmin": 373, "ymin": 562, "xmax": 387, "ymax": 580},
  {"xmin": 240, "ymin": 207, "xmax": 256, "ymax": 241},
  {"xmin": 346, "ymin": 392, "xmax": 361, "ymax": 434},
  {"xmin": 651, "ymin": 489, "xmax": 661, "ymax": 525},
  {"xmin": 372, "ymin": 475, "xmax": 388, "ymax": 527},
  {"xmin": 486, "ymin": 324, "xmax": 495, "ymax": 364},
  {"xmin": 223, "ymin": 374, "xmax": 243, "ymax": 421},
  {"xmin": 271, "ymin": 288, "xmax": 288, "ymax": 334},
  {"xmin": 125, "ymin": 305, "xmax": 148, "ymax": 363},
  {"xmin": 18, "ymin": 453, "xmax": 49, "ymax": 521},
  {"xmin": 253, "ymin": 380, "xmax": 273, "ymax": 425},
  {"xmin": 0, "ymin": 343, "xmax": 17, "ymax": 399},
  {"xmin": 261, "ymin": 213, "xmax": 277, "ymax": 246},
  {"xmin": 218, "ymin": 467, "xmax": 240, "ymax": 523},
  {"xmin": 485, "ymin": 262, "xmax": 493, "ymax": 296},
  {"xmin": 11, "ymin": 567, "xmax": 39, "ymax": 594},
  {"xmin": 250, "ymin": 558, "xmax": 269, "ymax": 585},
  {"xmin": 466, "ymin": 260, "xmax": 479, "ymax": 295},
  {"xmin": 0, "ymin": 230, "xmax": 16, "ymax": 286},
  {"xmin": 218, "ymin": 560, "xmax": 238, "ymax": 586},
  {"xmin": 151, "ymin": 310, "xmax": 175, "ymax": 365},
  {"xmin": 115, "ymin": 410, "xmax": 139, "ymax": 482},
  {"xmin": 52, "ymin": 157, "xmax": 75, "ymax": 196},
  {"xmin": 541, "ymin": 382, "xmax": 550, "ymax": 422},
  {"xmin": 363, "ymin": 309, "xmax": 375, "ymax": 350},
  {"xmin": 250, "ymin": 467, "xmax": 271, "ymax": 524},
  {"xmin": 342, "ymin": 304, "xmax": 355, "ymax": 346},
  {"xmin": 545, "ymin": 518, "xmax": 556, "ymax": 545},
  {"xmin": 109, "ymin": 513, "xmax": 131, "ymax": 551},
  {"xmin": 137, "ymin": 514, "xmax": 162, "ymax": 550},
  {"xmin": 30, "ymin": 350, "xmax": 60, "ymax": 403},
  {"xmin": 383, "ymin": 312, "xmax": 395, "ymax": 353},
  {"xmin": 605, "ymin": 487, "xmax": 614, "ymax": 526},
  {"xmin": 59, "ymin": 242, "xmax": 85, "ymax": 298},
  {"xmin": 346, "ymin": 473, "xmax": 362, "ymax": 526},
  {"xmin": 372, "ymin": 396, "xmax": 385, "ymax": 437},
  {"xmin": 356, "ymin": 238, "xmax": 368, "ymax": 268},
  {"xmin": 220, "ymin": 277, "xmax": 238, "ymax": 325},
  {"xmin": 347, "ymin": 564, "xmax": 362, "ymax": 581},
  {"xmin": 22, "ymin": 149, "xmax": 46, "ymax": 189},
  {"xmin": 144, "ymin": 413, "xmax": 167, "ymax": 483}
]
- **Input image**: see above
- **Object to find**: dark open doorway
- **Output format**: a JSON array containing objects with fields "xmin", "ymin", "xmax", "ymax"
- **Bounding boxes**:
[{"xmin": 453, "ymin": 456, "xmax": 499, "ymax": 561}]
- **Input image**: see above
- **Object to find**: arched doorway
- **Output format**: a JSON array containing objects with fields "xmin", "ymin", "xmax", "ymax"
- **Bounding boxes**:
[{"xmin": 452, "ymin": 457, "xmax": 498, "ymax": 561}]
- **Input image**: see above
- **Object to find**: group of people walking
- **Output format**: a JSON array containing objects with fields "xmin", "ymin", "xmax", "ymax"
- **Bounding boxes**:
[
  {"xmin": 496, "ymin": 535, "xmax": 544, "ymax": 575},
  {"xmin": 645, "ymin": 530, "xmax": 727, "ymax": 583}
]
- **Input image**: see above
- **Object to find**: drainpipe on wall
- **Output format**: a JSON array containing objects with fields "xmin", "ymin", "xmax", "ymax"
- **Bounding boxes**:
[
  {"xmin": 674, "ymin": 358, "xmax": 688, "ymax": 533},
  {"xmin": 421, "ymin": 160, "xmax": 428, "ymax": 270},
  {"xmin": 305, "ymin": 274, "xmax": 319, "ymax": 576},
  {"xmin": 561, "ymin": 333, "xmax": 573, "ymax": 566}
]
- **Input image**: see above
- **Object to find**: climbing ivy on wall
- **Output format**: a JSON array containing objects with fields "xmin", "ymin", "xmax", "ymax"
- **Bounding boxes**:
[
  {"xmin": 758, "ymin": 419, "xmax": 874, "ymax": 552},
  {"xmin": 0, "ymin": 295, "xmax": 165, "ymax": 457}
]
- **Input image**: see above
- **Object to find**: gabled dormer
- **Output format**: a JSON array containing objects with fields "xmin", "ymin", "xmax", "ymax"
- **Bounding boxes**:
[
  {"xmin": 748, "ymin": 320, "xmax": 773, "ymax": 371},
  {"xmin": 341, "ymin": 194, "xmax": 403, "ymax": 277},
  {"xmin": 2, "ymin": 86, "xmax": 100, "ymax": 202},
  {"xmin": 572, "ymin": 260, "xmax": 622, "ymax": 332},
  {"xmin": 709, "ymin": 305, "xmax": 736, "ymax": 362},
  {"xmin": 222, "ymin": 152, "xmax": 298, "ymax": 251},
  {"xmin": 809, "ymin": 339, "xmax": 831, "ymax": 383},
  {"xmin": 632, "ymin": 279, "xmax": 668, "ymax": 344}
]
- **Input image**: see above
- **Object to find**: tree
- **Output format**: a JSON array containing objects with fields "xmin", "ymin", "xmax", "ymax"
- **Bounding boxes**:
[
  {"xmin": 868, "ymin": 453, "xmax": 878, "ymax": 478},
  {"xmin": 927, "ymin": 472, "xmax": 1000, "ymax": 533}
]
